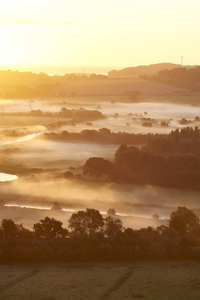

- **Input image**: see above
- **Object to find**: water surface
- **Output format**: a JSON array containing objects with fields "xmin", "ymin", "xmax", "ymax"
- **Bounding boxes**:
[{"xmin": 0, "ymin": 173, "xmax": 18, "ymax": 182}]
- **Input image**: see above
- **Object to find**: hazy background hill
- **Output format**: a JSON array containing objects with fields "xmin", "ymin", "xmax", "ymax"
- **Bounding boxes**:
[
  {"xmin": 2, "ymin": 62, "xmax": 199, "ymax": 98},
  {"xmin": 108, "ymin": 63, "xmax": 197, "ymax": 78},
  {"xmin": 0, "ymin": 68, "xmax": 188, "ymax": 98}
]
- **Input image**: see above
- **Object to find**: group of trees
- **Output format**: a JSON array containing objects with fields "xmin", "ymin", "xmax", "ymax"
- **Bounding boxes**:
[
  {"xmin": 4, "ymin": 109, "xmax": 105, "ymax": 135},
  {"xmin": 145, "ymin": 127, "xmax": 200, "ymax": 157},
  {"xmin": 80, "ymin": 127, "xmax": 200, "ymax": 190},
  {"xmin": 0, "ymin": 219, "xmax": 33, "ymax": 239},
  {"xmin": 29, "ymin": 107, "xmax": 105, "ymax": 122},
  {"xmin": 1, "ymin": 207, "xmax": 200, "ymax": 262},
  {"xmin": 0, "ymin": 70, "xmax": 107, "ymax": 85},
  {"xmin": 108, "ymin": 63, "xmax": 181, "ymax": 78},
  {"xmin": 114, "ymin": 144, "xmax": 200, "ymax": 189},
  {"xmin": 57, "ymin": 107, "xmax": 105, "ymax": 121},
  {"xmin": 0, "ymin": 217, "xmax": 68, "ymax": 239},
  {"xmin": 68, "ymin": 209, "xmax": 124, "ymax": 238},
  {"xmin": 44, "ymin": 126, "xmax": 200, "ymax": 156},
  {"xmin": 82, "ymin": 142, "xmax": 200, "ymax": 189},
  {"xmin": 83, "ymin": 158, "xmax": 116, "ymax": 179},
  {"xmin": 0, "ymin": 70, "xmax": 108, "ymax": 99},
  {"xmin": 152, "ymin": 66, "xmax": 200, "ymax": 91},
  {"xmin": 0, "ymin": 209, "xmax": 124, "ymax": 240},
  {"xmin": 44, "ymin": 128, "xmax": 149, "ymax": 145}
]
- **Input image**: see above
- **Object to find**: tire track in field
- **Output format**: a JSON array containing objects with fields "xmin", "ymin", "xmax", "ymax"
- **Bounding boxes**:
[
  {"xmin": 0, "ymin": 270, "xmax": 38, "ymax": 293},
  {"xmin": 99, "ymin": 268, "xmax": 133, "ymax": 300}
]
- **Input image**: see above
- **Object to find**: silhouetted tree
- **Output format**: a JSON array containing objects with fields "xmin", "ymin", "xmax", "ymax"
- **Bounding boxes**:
[
  {"xmin": 83, "ymin": 157, "xmax": 116, "ymax": 179},
  {"xmin": 123, "ymin": 227, "xmax": 136, "ymax": 238},
  {"xmin": 155, "ymin": 66, "xmax": 200, "ymax": 90},
  {"xmin": 33, "ymin": 217, "xmax": 68, "ymax": 238},
  {"xmin": 169, "ymin": 206, "xmax": 200, "ymax": 235},
  {"xmin": 68, "ymin": 208, "xmax": 104, "ymax": 236},
  {"xmin": 0, "ymin": 226, "xmax": 3, "ymax": 238},
  {"xmin": 107, "ymin": 208, "xmax": 116, "ymax": 216},
  {"xmin": 51, "ymin": 202, "xmax": 63, "ymax": 211},
  {"xmin": 64, "ymin": 171, "xmax": 74, "ymax": 179},
  {"xmin": 104, "ymin": 216, "xmax": 124, "ymax": 237},
  {"xmin": 1, "ymin": 219, "xmax": 17, "ymax": 238},
  {"xmin": 114, "ymin": 144, "xmax": 200, "ymax": 189},
  {"xmin": 152, "ymin": 214, "xmax": 160, "ymax": 220},
  {"xmin": 17, "ymin": 224, "xmax": 34, "ymax": 239}
]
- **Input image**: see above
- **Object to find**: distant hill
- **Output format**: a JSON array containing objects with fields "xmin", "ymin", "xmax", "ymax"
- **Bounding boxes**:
[
  {"xmin": 0, "ymin": 68, "xmax": 188, "ymax": 98},
  {"xmin": 153, "ymin": 66, "xmax": 200, "ymax": 91},
  {"xmin": 108, "ymin": 63, "xmax": 197, "ymax": 78}
]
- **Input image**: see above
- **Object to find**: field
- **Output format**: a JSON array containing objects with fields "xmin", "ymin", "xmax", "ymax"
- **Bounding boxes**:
[
  {"xmin": 0, "ymin": 76, "xmax": 187, "ymax": 98},
  {"xmin": 0, "ymin": 261, "xmax": 200, "ymax": 299}
]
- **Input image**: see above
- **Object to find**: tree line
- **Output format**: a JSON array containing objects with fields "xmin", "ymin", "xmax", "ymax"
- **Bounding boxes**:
[
  {"xmin": 81, "ymin": 127, "xmax": 200, "ymax": 190},
  {"xmin": 152, "ymin": 66, "xmax": 200, "ymax": 91},
  {"xmin": 44, "ymin": 127, "xmax": 150, "ymax": 145},
  {"xmin": 0, "ymin": 70, "xmax": 108, "ymax": 99},
  {"xmin": 1, "ymin": 207, "xmax": 200, "ymax": 262},
  {"xmin": 0, "ymin": 209, "xmax": 123, "ymax": 240},
  {"xmin": 44, "ymin": 126, "xmax": 200, "ymax": 153},
  {"xmin": 114, "ymin": 144, "xmax": 200, "ymax": 189},
  {"xmin": 0, "ymin": 70, "xmax": 107, "ymax": 85},
  {"xmin": 144, "ymin": 127, "xmax": 200, "ymax": 158},
  {"xmin": 83, "ymin": 140, "xmax": 200, "ymax": 190}
]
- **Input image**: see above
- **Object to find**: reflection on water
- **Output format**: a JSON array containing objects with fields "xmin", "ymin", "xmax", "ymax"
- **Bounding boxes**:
[
  {"xmin": 3, "ymin": 204, "xmax": 153, "ymax": 219},
  {"xmin": 14, "ymin": 132, "xmax": 44, "ymax": 143},
  {"xmin": 0, "ymin": 173, "xmax": 18, "ymax": 182},
  {"xmin": 4, "ymin": 204, "xmax": 51, "ymax": 210},
  {"xmin": 3, "ymin": 132, "xmax": 45, "ymax": 145},
  {"xmin": 4, "ymin": 204, "xmax": 76, "ymax": 212}
]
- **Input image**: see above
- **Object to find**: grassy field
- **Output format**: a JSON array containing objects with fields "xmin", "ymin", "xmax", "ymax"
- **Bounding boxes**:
[
  {"xmin": 0, "ymin": 261, "xmax": 200, "ymax": 299},
  {"xmin": 0, "ymin": 76, "xmax": 187, "ymax": 99}
]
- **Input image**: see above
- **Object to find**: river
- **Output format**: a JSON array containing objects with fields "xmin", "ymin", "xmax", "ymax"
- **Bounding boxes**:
[{"xmin": 0, "ymin": 173, "xmax": 18, "ymax": 182}]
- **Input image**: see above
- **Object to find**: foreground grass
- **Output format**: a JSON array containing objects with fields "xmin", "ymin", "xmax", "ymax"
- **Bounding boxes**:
[{"xmin": 0, "ymin": 261, "xmax": 199, "ymax": 299}]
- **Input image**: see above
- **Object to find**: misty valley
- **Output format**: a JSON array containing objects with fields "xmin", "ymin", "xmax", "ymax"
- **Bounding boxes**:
[
  {"xmin": 2, "ymin": 1, "xmax": 200, "ymax": 298},
  {"xmin": 1, "ymin": 96, "xmax": 200, "ymax": 230}
]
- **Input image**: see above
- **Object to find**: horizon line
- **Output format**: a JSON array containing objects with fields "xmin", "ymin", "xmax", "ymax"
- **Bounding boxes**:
[{"xmin": 0, "ymin": 62, "xmax": 198, "ymax": 75}]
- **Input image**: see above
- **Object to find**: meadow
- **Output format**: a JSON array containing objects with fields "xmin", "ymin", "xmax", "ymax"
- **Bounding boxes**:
[{"xmin": 0, "ymin": 261, "xmax": 200, "ymax": 299}]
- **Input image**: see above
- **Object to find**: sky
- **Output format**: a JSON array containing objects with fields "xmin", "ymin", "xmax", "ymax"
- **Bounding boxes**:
[{"xmin": 0, "ymin": 0, "xmax": 200, "ymax": 73}]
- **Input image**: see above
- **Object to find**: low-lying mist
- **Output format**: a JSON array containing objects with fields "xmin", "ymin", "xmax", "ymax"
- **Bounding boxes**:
[
  {"xmin": 1, "ymin": 98, "xmax": 200, "ymax": 229},
  {"xmin": 2, "ymin": 138, "xmax": 118, "ymax": 170},
  {"xmin": 3, "ymin": 176, "xmax": 200, "ymax": 220}
]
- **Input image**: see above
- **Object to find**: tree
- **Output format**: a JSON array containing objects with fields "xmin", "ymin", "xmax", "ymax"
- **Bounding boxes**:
[
  {"xmin": 83, "ymin": 157, "xmax": 116, "ymax": 179},
  {"xmin": 104, "ymin": 216, "xmax": 124, "ymax": 237},
  {"xmin": 51, "ymin": 202, "xmax": 63, "ymax": 211},
  {"xmin": 33, "ymin": 217, "xmax": 68, "ymax": 238},
  {"xmin": 68, "ymin": 208, "xmax": 104, "ymax": 236},
  {"xmin": 124, "ymin": 227, "xmax": 135, "ymax": 237},
  {"xmin": 169, "ymin": 206, "xmax": 200, "ymax": 235},
  {"xmin": 107, "ymin": 208, "xmax": 116, "ymax": 216},
  {"xmin": 64, "ymin": 171, "xmax": 74, "ymax": 180},
  {"xmin": 17, "ymin": 224, "xmax": 34, "ymax": 239},
  {"xmin": 1, "ymin": 219, "xmax": 17, "ymax": 238},
  {"xmin": 152, "ymin": 214, "xmax": 160, "ymax": 220},
  {"xmin": 0, "ymin": 226, "xmax": 4, "ymax": 238}
]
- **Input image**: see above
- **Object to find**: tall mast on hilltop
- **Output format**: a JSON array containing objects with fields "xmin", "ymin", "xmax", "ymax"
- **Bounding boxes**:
[{"xmin": 180, "ymin": 56, "xmax": 184, "ymax": 66}]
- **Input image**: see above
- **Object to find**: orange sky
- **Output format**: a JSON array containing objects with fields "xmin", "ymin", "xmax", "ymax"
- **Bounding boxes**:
[{"xmin": 0, "ymin": 0, "xmax": 200, "ymax": 73}]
